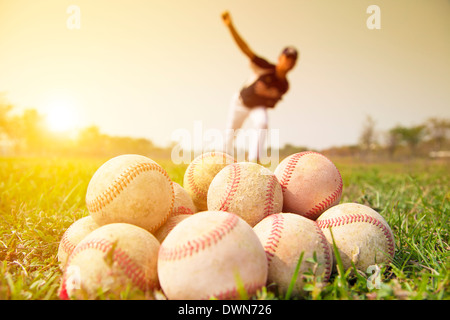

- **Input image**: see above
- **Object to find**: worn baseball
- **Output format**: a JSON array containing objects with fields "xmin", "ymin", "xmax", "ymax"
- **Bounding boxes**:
[
  {"xmin": 253, "ymin": 213, "xmax": 332, "ymax": 297},
  {"xmin": 58, "ymin": 216, "xmax": 100, "ymax": 270},
  {"xmin": 207, "ymin": 162, "xmax": 283, "ymax": 227},
  {"xmin": 183, "ymin": 152, "xmax": 236, "ymax": 211},
  {"xmin": 154, "ymin": 214, "xmax": 192, "ymax": 243},
  {"xmin": 274, "ymin": 151, "xmax": 343, "ymax": 220},
  {"xmin": 86, "ymin": 154, "xmax": 174, "ymax": 233},
  {"xmin": 59, "ymin": 223, "xmax": 160, "ymax": 300},
  {"xmin": 317, "ymin": 203, "xmax": 395, "ymax": 272},
  {"xmin": 158, "ymin": 211, "xmax": 268, "ymax": 300},
  {"xmin": 153, "ymin": 183, "xmax": 196, "ymax": 243},
  {"xmin": 171, "ymin": 182, "xmax": 197, "ymax": 216}
]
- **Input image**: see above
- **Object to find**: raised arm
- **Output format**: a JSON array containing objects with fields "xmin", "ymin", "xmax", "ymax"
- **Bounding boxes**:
[{"xmin": 221, "ymin": 11, "xmax": 256, "ymax": 60}]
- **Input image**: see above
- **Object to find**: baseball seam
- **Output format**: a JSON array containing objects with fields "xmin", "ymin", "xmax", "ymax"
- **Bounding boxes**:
[
  {"xmin": 313, "ymin": 222, "xmax": 332, "ymax": 281},
  {"xmin": 263, "ymin": 175, "xmax": 279, "ymax": 217},
  {"xmin": 186, "ymin": 155, "xmax": 208, "ymax": 198},
  {"xmin": 279, "ymin": 151, "xmax": 343, "ymax": 219},
  {"xmin": 303, "ymin": 175, "xmax": 343, "ymax": 219},
  {"xmin": 172, "ymin": 205, "xmax": 195, "ymax": 216},
  {"xmin": 160, "ymin": 216, "xmax": 189, "ymax": 238},
  {"xmin": 263, "ymin": 214, "xmax": 284, "ymax": 263},
  {"xmin": 158, "ymin": 213, "xmax": 239, "ymax": 261},
  {"xmin": 279, "ymin": 151, "xmax": 307, "ymax": 192},
  {"xmin": 186, "ymin": 152, "xmax": 235, "ymax": 199},
  {"xmin": 60, "ymin": 237, "xmax": 156, "ymax": 299},
  {"xmin": 86, "ymin": 162, "xmax": 172, "ymax": 213},
  {"xmin": 218, "ymin": 164, "xmax": 241, "ymax": 212},
  {"xmin": 317, "ymin": 213, "xmax": 395, "ymax": 258},
  {"xmin": 60, "ymin": 226, "xmax": 77, "ymax": 257}
]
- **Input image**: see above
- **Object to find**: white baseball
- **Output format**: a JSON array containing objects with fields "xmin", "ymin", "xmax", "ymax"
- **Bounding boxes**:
[
  {"xmin": 153, "ymin": 182, "xmax": 197, "ymax": 243},
  {"xmin": 317, "ymin": 203, "xmax": 395, "ymax": 271},
  {"xmin": 207, "ymin": 162, "xmax": 283, "ymax": 227},
  {"xmin": 86, "ymin": 154, "xmax": 174, "ymax": 233},
  {"xmin": 57, "ymin": 216, "xmax": 99, "ymax": 270},
  {"xmin": 253, "ymin": 213, "xmax": 332, "ymax": 297},
  {"xmin": 157, "ymin": 211, "xmax": 268, "ymax": 300},
  {"xmin": 59, "ymin": 223, "xmax": 160, "ymax": 300},
  {"xmin": 171, "ymin": 182, "xmax": 197, "ymax": 216},
  {"xmin": 153, "ymin": 214, "xmax": 191, "ymax": 243},
  {"xmin": 274, "ymin": 151, "xmax": 343, "ymax": 220},
  {"xmin": 183, "ymin": 152, "xmax": 236, "ymax": 211}
]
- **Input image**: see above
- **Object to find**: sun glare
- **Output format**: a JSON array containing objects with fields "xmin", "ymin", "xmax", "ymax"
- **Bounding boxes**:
[{"xmin": 45, "ymin": 100, "xmax": 80, "ymax": 133}]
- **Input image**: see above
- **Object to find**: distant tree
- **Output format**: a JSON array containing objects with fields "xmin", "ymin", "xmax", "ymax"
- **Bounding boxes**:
[
  {"xmin": 0, "ymin": 94, "xmax": 15, "ymax": 137},
  {"xmin": 359, "ymin": 115, "xmax": 377, "ymax": 157},
  {"xmin": 279, "ymin": 143, "xmax": 308, "ymax": 159},
  {"xmin": 425, "ymin": 118, "xmax": 450, "ymax": 151},
  {"xmin": 392, "ymin": 125, "xmax": 426, "ymax": 156},
  {"xmin": 21, "ymin": 109, "xmax": 48, "ymax": 152},
  {"xmin": 77, "ymin": 126, "xmax": 106, "ymax": 156},
  {"xmin": 384, "ymin": 127, "xmax": 402, "ymax": 159}
]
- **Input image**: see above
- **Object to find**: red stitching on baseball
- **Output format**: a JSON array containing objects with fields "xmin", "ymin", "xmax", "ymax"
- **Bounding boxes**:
[
  {"xmin": 86, "ymin": 162, "xmax": 173, "ymax": 213},
  {"xmin": 172, "ymin": 205, "xmax": 195, "ymax": 216},
  {"xmin": 60, "ymin": 224, "xmax": 77, "ymax": 257},
  {"xmin": 303, "ymin": 174, "xmax": 343, "ymax": 219},
  {"xmin": 186, "ymin": 155, "xmax": 208, "ymax": 198},
  {"xmin": 161, "ymin": 218, "xmax": 184, "ymax": 236},
  {"xmin": 263, "ymin": 174, "xmax": 279, "ymax": 218},
  {"xmin": 279, "ymin": 152, "xmax": 310, "ymax": 191},
  {"xmin": 313, "ymin": 222, "xmax": 332, "ymax": 281},
  {"xmin": 158, "ymin": 213, "xmax": 239, "ymax": 261},
  {"xmin": 263, "ymin": 214, "xmax": 284, "ymax": 263},
  {"xmin": 317, "ymin": 213, "xmax": 395, "ymax": 258},
  {"xmin": 186, "ymin": 152, "xmax": 235, "ymax": 199},
  {"xmin": 279, "ymin": 151, "xmax": 343, "ymax": 219},
  {"xmin": 218, "ymin": 164, "xmax": 241, "ymax": 212},
  {"xmin": 60, "ymin": 237, "xmax": 157, "ymax": 299}
]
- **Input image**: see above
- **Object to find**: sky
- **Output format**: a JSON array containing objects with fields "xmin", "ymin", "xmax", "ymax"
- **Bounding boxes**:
[{"xmin": 0, "ymin": 0, "xmax": 449, "ymax": 150}]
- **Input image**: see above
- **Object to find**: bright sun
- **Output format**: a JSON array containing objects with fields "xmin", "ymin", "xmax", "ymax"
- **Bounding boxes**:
[{"xmin": 45, "ymin": 100, "xmax": 80, "ymax": 133}]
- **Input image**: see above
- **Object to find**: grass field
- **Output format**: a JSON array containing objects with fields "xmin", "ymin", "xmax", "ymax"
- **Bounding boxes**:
[{"xmin": 0, "ymin": 155, "xmax": 448, "ymax": 300}]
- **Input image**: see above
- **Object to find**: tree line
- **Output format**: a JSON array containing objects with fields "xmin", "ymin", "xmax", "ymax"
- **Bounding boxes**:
[
  {"xmin": 322, "ymin": 115, "xmax": 450, "ymax": 160},
  {"xmin": 1, "ymin": 96, "xmax": 449, "ymax": 160},
  {"xmin": 0, "ymin": 97, "xmax": 170, "ymax": 158}
]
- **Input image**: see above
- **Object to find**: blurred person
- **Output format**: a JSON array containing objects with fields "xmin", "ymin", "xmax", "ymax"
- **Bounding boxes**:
[{"xmin": 222, "ymin": 11, "xmax": 298, "ymax": 163}]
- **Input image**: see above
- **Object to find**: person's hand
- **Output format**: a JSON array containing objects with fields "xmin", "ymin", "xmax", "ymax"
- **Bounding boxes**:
[{"xmin": 221, "ymin": 11, "xmax": 232, "ymax": 26}]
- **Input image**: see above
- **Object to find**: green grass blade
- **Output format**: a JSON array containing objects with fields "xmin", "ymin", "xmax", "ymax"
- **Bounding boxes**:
[{"xmin": 284, "ymin": 251, "xmax": 304, "ymax": 300}]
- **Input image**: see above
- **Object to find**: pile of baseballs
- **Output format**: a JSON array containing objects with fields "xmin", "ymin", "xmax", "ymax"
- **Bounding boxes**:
[{"xmin": 57, "ymin": 151, "xmax": 395, "ymax": 300}]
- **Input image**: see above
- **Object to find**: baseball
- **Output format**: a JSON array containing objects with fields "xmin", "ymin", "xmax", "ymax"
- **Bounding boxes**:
[
  {"xmin": 207, "ymin": 162, "xmax": 283, "ymax": 227},
  {"xmin": 171, "ymin": 182, "xmax": 197, "ymax": 216},
  {"xmin": 57, "ymin": 216, "xmax": 99, "ymax": 270},
  {"xmin": 317, "ymin": 203, "xmax": 395, "ymax": 272},
  {"xmin": 253, "ymin": 213, "xmax": 332, "ymax": 297},
  {"xmin": 183, "ymin": 152, "xmax": 236, "ymax": 211},
  {"xmin": 154, "ymin": 214, "xmax": 191, "ymax": 243},
  {"xmin": 153, "ymin": 182, "xmax": 196, "ymax": 243},
  {"xmin": 157, "ymin": 211, "xmax": 268, "ymax": 300},
  {"xmin": 274, "ymin": 151, "xmax": 343, "ymax": 220},
  {"xmin": 86, "ymin": 154, "xmax": 174, "ymax": 233},
  {"xmin": 59, "ymin": 223, "xmax": 160, "ymax": 300}
]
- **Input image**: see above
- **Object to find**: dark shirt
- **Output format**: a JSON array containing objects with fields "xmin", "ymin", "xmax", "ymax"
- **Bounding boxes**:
[{"xmin": 239, "ymin": 55, "xmax": 289, "ymax": 109}]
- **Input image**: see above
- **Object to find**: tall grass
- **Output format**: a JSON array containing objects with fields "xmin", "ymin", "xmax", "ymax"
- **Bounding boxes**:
[{"xmin": 0, "ymin": 156, "xmax": 448, "ymax": 299}]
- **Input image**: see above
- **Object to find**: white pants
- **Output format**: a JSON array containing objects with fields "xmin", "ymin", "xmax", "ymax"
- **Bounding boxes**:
[{"xmin": 224, "ymin": 93, "xmax": 268, "ymax": 162}]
